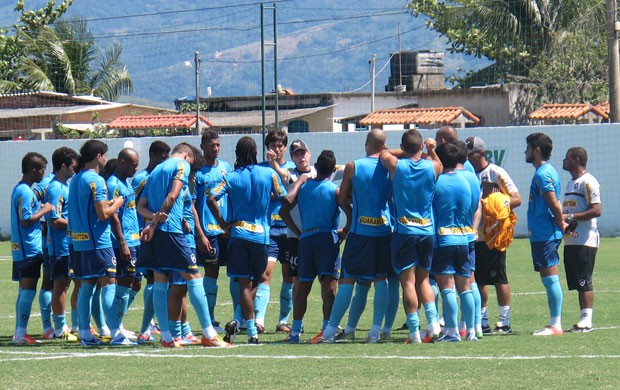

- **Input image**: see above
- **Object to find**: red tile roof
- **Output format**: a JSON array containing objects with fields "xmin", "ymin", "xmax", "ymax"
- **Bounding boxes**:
[
  {"xmin": 358, "ymin": 106, "xmax": 480, "ymax": 126},
  {"xmin": 107, "ymin": 114, "xmax": 213, "ymax": 129},
  {"xmin": 595, "ymin": 101, "xmax": 610, "ymax": 115},
  {"xmin": 528, "ymin": 103, "xmax": 608, "ymax": 120}
]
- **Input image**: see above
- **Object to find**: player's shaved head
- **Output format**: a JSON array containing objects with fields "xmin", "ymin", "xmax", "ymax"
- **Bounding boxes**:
[
  {"xmin": 365, "ymin": 128, "xmax": 386, "ymax": 155},
  {"xmin": 436, "ymin": 125, "xmax": 458, "ymax": 145}
]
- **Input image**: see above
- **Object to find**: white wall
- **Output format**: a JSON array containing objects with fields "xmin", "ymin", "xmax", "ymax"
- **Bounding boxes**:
[{"xmin": 1, "ymin": 123, "xmax": 615, "ymax": 238}]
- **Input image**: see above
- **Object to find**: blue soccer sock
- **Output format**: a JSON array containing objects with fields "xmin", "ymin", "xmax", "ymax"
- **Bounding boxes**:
[
  {"xmin": 233, "ymin": 302, "xmax": 244, "ymax": 324},
  {"xmin": 279, "ymin": 282, "xmax": 294, "ymax": 324},
  {"xmin": 140, "ymin": 283, "xmax": 154, "ymax": 334},
  {"xmin": 542, "ymin": 275, "xmax": 563, "ymax": 326},
  {"xmin": 181, "ymin": 321, "xmax": 192, "ymax": 337},
  {"xmin": 371, "ymin": 279, "xmax": 389, "ymax": 334},
  {"xmin": 187, "ymin": 277, "xmax": 216, "ymax": 338},
  {"xmin": 91, "ymin": 287, "xmax": 105, "ymax": 330},
  {"xmin": 52, "ymin": 314, "xmax": 67, "ymax": 334},
  {"xmin": 345, "ymin": 283, "xmax": 369, "ymax": 333},
  {"xmin": 115, "ymin": 285, "xmax": 131, "ymax": 325},
  {"xmin": 169, "ymin": 320, "xmax": 182, "ymax": 339},
  {"xmin": 229, "ymin": 278, "xmax": 240, "ymax": 309},
  {"xmin": 254, "ymin": 283, "xmax": 270, "ymax": 325},
  {"xmin": 14, "ymin": 288, "xmax": 22, "ymax": 332},
  {"xmin": 153, "ymin": 281, "xmax": 171, "ymax": 339},
  {"xmin": 77, "ymin": 283, "xmax": 95, "ymax": 340},
  {"xmin": 101, "ymin": 284, "xmax": 119, "ymax": 335},
  {"xmin": 246, "ymin": 319, "xmax": 257, "ymax": 338},
  {"xmin": 325, "ymin": 283, "xmax": 354, "ymax": 338},
  {"xmin": 71, "ymin": 309, "xmax": 79, "ymax": 331},
  {"xmin": 128, "ymin": 288, "xmax": 138, "ymax": 311},
  {"xmin": 423, "ymin": 302, "xmax": 439, "ymax": 327},
  {"xmin": 16, "ymin": 289, "xmax": 36, "ymax": 337},
  {"xmin": 470, "ymin": 282, "xmax": 482, "ymax": 327},
  {"xmin": 203, "ymin": 276, "xmax": 218, "ymax": 322},
  {"xmin": 406, "ymin": 311, "xmax": 420, "ymax": 338},
  {"xmin": 322, "ymin": 319, "xmax": 329, "ymax": 331},
  {"xmin": 292, "ymin": 319, "xmax": 303, "ymax": 337},
  {"xmin": 459, "ymin": 290, "xmax": 475, "ymax": 332},
  {"xmin": 383, "ymin": 277, "xmax": 400, "ymax": 332},
  {"xmin": 39, "ymin": 289, "xmax": 52, "ymax": 331},
  {"xmin": 441, "ymin": 288, "xmax": 458, "ymax": 330}
]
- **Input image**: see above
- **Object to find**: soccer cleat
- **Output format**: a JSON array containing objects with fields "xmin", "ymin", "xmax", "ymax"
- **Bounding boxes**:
[
  {"xmin": 283, "ymin": 334, "xmax": 300, "ymax": 343},
  {"xmin": 396, "ymin": 322, "xmax": 408, "ymax": 331},
  {"xmin": 309, "ymin": 331, "xmax": 334, "ymax": 344},
  {"xmin": 481, "ymin": 324, "xmax": 492, "ymax": 334},
  {"xmin": 201, "ymin": 335, "xmax": 232, "ymax": 348},
  {"xmin": 149, "ymin": 322, "xmax": 161, "ymax": 335},
  {"xmin": 335, "ymin": 331, "xmax": 355, "ymax": 342},
  {"xmin": 80, "ymin": 337, "xmax": 102, "ymax": 347},
  {"xmin": 213, "ymin": 321, "xmax": 225, "ymax": 333},
  {"xmin": 98, "ymin": 334, "xmax": 111, "ymax": 343},
  {"xmin": 366, "ymin": 334, "xmax": 380, "ymax": 344},
  {"xmin": 183, "ymin": 334, "xmax": 201, "ymax": 345},
  {"xmin": 256, "ymin": 323, "xmax": 266, "ymax": 334},
  {"xmin": 247, "ymin": 336, "xmax": 260, "ymax": 344},
  {"xmin": 569, "ymin": 323, "xmax": 593, "ymax": 333},
  {"xmin": 12, "ymin": 334, "xmax": 42, "ymax": 345},
  {"xmin": 533, "ymin": 325, "xmax": 563, "ymax": 336},
  {"xmin": 459, "ymin": 328, "xmax": 466, "ymax": 338},
  {"xmin": 466, "ymin": 333, "xmax": 479, "ymax": 341},
  {"xmin": 275, "ymin": 323, "xmax": 292, "ymax": 333},
  {"xmin": 161, "ymin": 339, "xmax": 182, "ymax": 349},
  {"xmin": 422, "ymin": 331, "xmax": 434, "ymax": 344},
  {"xmin": 110, "ymin": 334, "xmax": 138, "ymax": 347},
  {"xmin": 42, "ymin": 328, "xmax": 55, "ymax": 340},
  {"xmin": 405, "ymin": 335, "xmax": 422, "ymax": 344},
  {"xmin": 137, "ymin": 333, "xmax": 157, "ymax": 344},
  {"xmin": 58, "ymin": 331, "xmax": 79, "ymax": 342},
  {"xmin": 493, "ymin": 324, "xmax": 513, "ymax": 334},
  {"xmin": 120, "ymin": 328, "xmax": 137, "ymax": 340},
  {"xmin": 380, "ymin": 331, "xmax": 392, "ymax": 341},
  {"xmin": 174, "ymin": 337, "xmax": 191, "ymax": 346},
  {"xmin": 436, "ymin": 334, "xmax": 461, "ymax": 342},
  {"xmin": 89, "ymin": 325, "xmax": 100, "ymax": 338},
  {"xmin": 223, "ymin": 320, "xmax": 239, "ymax": 344}
]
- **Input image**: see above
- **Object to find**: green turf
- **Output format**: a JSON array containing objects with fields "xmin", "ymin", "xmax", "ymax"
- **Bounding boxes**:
[{"xmin": 0, "ymin": 239, "xmax": 619, "ymax": 388}]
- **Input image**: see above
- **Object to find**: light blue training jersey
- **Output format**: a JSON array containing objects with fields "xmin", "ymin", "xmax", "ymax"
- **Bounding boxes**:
[
  {"xmin": 11, "ymin": 182, "xmax": 44, "ymax": 261},
  {"xmin": 298, "ymin": 179, "xmax": 340, "ymax": 239},
  {"xmin": 107, "ymin": 173, "xmax": 140, "ymax": 248},
  {"xmin": 182, "ymin": 185, "xmax": 196, "ymax": 249},
  {"xmin": 456, "ymin": 169, "xmax": 481, "ymax": 243},
  {"xmin": 350, "ymin": 157, "xmax": 392, "ymax": 237},
  {"xmin": 144, "ymin": 157, "xmax": 190, "ymax": 234},
  {"xmin": 33, "ymin": 173, "xmax": 54, "ymax": 201},
  {"xmin": 211, "ymin": 164, "xmax": 287, "ymax": 244},
  {"xmin": 44, "ymin": 177, "xmax": 70, "ymax": 257},
  {"xmin": 131, "ymin": 168, "xmax": 150, "ymax": 229},
  {"xmin": 195, "ymin": 159, "xmax": 232, "ymax": 236},
  {"xmin": 392, "ymin": 158, "xmax": 435, "ymax": 235},
  {"xmin": 259, "ymin": 160, "xmax": 296, "ymax": 229},
  {"xmin": 68, "ymin": 170, "xmax": 112, "ymax": 251},
  {"xmin": 433, "ymin": 172, "xmax": 473, "ymax": 247},
  {"xmin": 528, "ymin": 162, "xmax": 563, "ymax": 242}
]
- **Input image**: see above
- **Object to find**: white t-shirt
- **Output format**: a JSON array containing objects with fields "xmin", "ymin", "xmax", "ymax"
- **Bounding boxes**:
[
  {"xmin": 562, "ymin": 172, "xmax": 601, "ymax": 247},
  {"xmin": 286, "ymin": 167, "xmax": 317, "ymax": 238},
  {"xmin": 476, "ymin": 163, "xmax": 518, "ymax": 198}
]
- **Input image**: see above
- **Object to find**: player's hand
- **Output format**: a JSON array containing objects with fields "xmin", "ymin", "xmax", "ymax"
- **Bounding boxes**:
[
  {"xmin": 424, "ymin": 138, "xmax": 436, "ymax": 152},
  {"xmin": 154, "ymin": 211, "xmax": 168, "ymax": 223},
  {"xmin": 197, "ymin": 236, "xmax": 212, "ymax": 254},
  {"xmin": 119, "ymin": 243, "xmax": 131, "ymax": 261},
  {"xmin": 140, "ymin": 224, "xmax": 155, "ymax": 242},
  {"xmin": 266, "ymin": 149, "xmax": 278, "ymax": 167},
  {"xmin": 182, "ymin": 218, "xmax": 191, "ymax": 233},
  {"xmin": 113, "ymin": 196, "xmax": 124, "ymax": 208},
  {"xmin": 41, "ymin": 202, "xmax": 55, "ymax": 213},
  {"xmin": 337, "ymin": 228, "xmax": 349, "ymax": 241}
]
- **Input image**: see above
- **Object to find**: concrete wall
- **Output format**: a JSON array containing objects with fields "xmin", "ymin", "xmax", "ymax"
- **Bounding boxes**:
[{"xmin": 0, "ymin": 123, "xmax": 615, "ymax": 238}]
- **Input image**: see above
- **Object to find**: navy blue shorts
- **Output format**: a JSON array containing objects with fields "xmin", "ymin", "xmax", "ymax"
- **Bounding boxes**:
[
  {"xmin": 267, "ymin": 227, "xmax": 290, "ymax": 263},
  {"xmin": 198, "ymin": 235, "xmax": 228, "ymax": 267},
  {"xmin": 169, "ymin": 247, "xmax": 197, "ymax": 284},
  {"xmin": 153, "ymin": 230, "xmax": 200, "ymax": 274},
  {"xmin": 299, "ymin": 232, "xmax": 341, "ymax": 282},
  {"xmin": 114, "ymin": 246, "xmax": 139, "ymax": 279},
  {"xmin": 468, "ymin": 241, "xmax": 476, "ymax": 272},
  {"xmin": 73, "ymin": 248, "xmax": 117, "ymax": 280},
  {"xmin": 286, "ymin": 238, "xmax": 300, "ymax": 278},
  {"xmin": 68, "ymin": 245, "xmax": 76, "ymax": 278},
  {"xmin": 431, "ymin": 245, "xmax": 471, "ymax": 277},
  {"xmin": 530, "ymin": 239, "xmax": 561, "ymax": 272},
  {"xmin": 341, "ymin": 232, "xmax": 391, "ymax": 280},
  {"xmin": 42, "ymin": 246, "xmax": 51, "ymax": 271},
  {"xmin": 50, "ymin": 255, "xmax": 70, "ymax": 280},
  {"xmin": 391, "ymin": 233, "xmax": 434, "ymax": 274},
  {"xmin": 137, "ymin": 239, "xmax": 158, "ymax": 273},
  {"xmin": 12, "ymin": 254, "xmax": 44, "ymax": 281},
  {"xmin": 227, "ymin": 237, "xmax": 268, "ymax": 281}
]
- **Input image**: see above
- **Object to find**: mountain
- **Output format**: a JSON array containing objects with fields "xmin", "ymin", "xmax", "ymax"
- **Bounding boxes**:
[{"xmin": 1, "ymin": 0, "xmax": 488, "ymax": 106}]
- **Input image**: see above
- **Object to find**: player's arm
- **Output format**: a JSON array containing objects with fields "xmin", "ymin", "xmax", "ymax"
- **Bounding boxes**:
[
  {"xmin": 109, "ymin": 212, "xmax": 130, "ymax": 259},
  {"xmin": 207, "ymin": 195, "xmax": 229, "ymax": 231},
  {"xmin": 157, "ymin": 179, "xmax": 183, "ymax": 217},
  {"xmin": 282, "ymin": 174, "xmax": 308, "ymax": 206},
  {"xmin": 279, "ymin": 195, "xmax": 301, "ymax": 238},
  {"xmin": 267, "ymin": 149, "xmax": 291, "ymax": 183},
  {"xmin": 337, "ymin": 161, "xmax": 355, "ymax": 207},
  {"xmin": 192, "ymin": 201, "xmax": 212, "ymax": 253},
  {"xmin": 20, "ymin": 194, "xmax": 55, "ymax": 227},
  {"xmin": 508, "ymin": 191, "xmax": 522, "ymax": 209},
  {"xmin": 379, "ymin": 149, "xmax": 399, "ymax": 179},
  {"xmin": 95, "ymin": 196, "xmax": 124, "ymax": 221},
  {"xmin": 423, "ymin": 138, "xmax": 443, "ymax": 176},
  {"xmin": 336, "ymin": 187, "xmax": 351, "ymax": 240},
  {"xmin": 566, "ymin": 202, "xmax": 602, "ymax": 222},
  {"xmin": 543, "ymin": 191, "xmax": 568, "ymax": 231}
]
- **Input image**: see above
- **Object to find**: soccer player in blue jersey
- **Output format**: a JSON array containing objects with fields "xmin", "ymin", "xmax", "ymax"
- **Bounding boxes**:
[
  {"xmin": 107, "ymin": 148, "xmax": 140, "ymax": 336},
  {"xmin": 432, "ymin": 142, "xmax": 476, "ymax": 342},
  {"xmin": 279, "ymin": 150, "xmax": 348, "ymax": 343},
  {"xmin": 68, "ymin": 140, "xmax": 132, "ymax": 347},
  {"xmin": 256, "ymin": 129, "xmax": 296, "ymax": 333},
  {"xmin": 11, "ymin": 152, "xmax": 55, "ymax": 344},
  {"xmin": 138, "ymin": 142, "xmax": 229, "ymax": 348},
  {"xmin": 195, "ymin": 130, "xmax": 233, "ymax": 330},
  {"xmin": 133, "ymin": 140, "xmax": 170, "ymax": 342},
  {"xmin": 44, "ymin": 147, "xmax": 79, "ymax": 341},
  {"xmin": 317, "ymin": 129, "xmax": 392, "ymax": 343},
  {"xmin": 379, "ymin": 129, "xmax": 442, "ymax": 344},
  {"xmin": 525, "ymin": 133, "xmax": 567, "ymax": 336},
  {"xmin": 209, "ymin": 136, "xmax": 287, "ymax": 344}
]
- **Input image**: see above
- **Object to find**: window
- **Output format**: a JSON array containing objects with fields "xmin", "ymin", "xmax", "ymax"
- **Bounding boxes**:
[{"xmin": 288, "ymin": 119, "xmax": 309, "ymax": 133}]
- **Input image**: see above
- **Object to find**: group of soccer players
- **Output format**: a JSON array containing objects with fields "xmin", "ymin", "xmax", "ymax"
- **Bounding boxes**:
[{"xmin": 9, "ymin": 125, "xmax": 602, "ymax": 347}]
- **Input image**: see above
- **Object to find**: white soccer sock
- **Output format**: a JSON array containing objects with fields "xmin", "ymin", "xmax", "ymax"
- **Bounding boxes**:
[
  {"xmin": 203, "ymin": 326, "xmax": 217, "ymax": 339},
  {"xmin": 550, "ymin": 316, "xmax": 562, "ymax": 329},
  {"xmin": 481, "ymin": 306, "xmax": 489, "ymax": 326},
  {"xmin": 498, "ymin": 305, "xmax": 511, "ymax": 326},
  {"xmin": 579, "ymin": 308, "xmax": 593, "ymax": 327}
]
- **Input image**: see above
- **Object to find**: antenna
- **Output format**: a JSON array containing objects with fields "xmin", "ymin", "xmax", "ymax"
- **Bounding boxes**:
[{"xmin": 398, "ymin": 23, "xmax": 402, "ymax": 87}]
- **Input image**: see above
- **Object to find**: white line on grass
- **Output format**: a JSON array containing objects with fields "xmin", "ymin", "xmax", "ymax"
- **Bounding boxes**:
[{"xmin": 3, "ymin": 349, "xmax": 620, "ymax": 362}]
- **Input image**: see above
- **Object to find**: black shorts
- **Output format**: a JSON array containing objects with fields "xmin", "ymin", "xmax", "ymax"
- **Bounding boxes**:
[
  {"xmin": 50, "ymin": 255, "xmax": 71, "ymax": 280},
  {"xmin": 198, "ymin": 235, "xmax": 229, "ymax": 267},
  {"xmin": 286, "ymin": 237, "xmax": 300, "ymax": 277},
  {"xmin": 474, "ymin": 241, "xmax": 508, "ymax": 285},
  {"xmin": 267, "ymin": 228, "xmax": 291, "ymax": 264},
  {"xmin": 564, "ymin": 245, "xmax": 597, "ymax": 292},
  {"xmin": 12, "ymin": 254, "xmax": 44, "ymax": 281}
]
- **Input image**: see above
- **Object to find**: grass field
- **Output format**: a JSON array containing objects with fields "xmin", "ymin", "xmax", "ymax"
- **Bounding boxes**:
[{"xmin": 0, "ymin": 239, "xmax": 619, "ymax": 389}]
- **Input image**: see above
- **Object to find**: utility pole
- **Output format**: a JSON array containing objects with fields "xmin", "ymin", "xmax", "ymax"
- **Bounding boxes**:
[
  {"xmin": 607, "ymin": 0, "xmax": 620, "ymax": 122},
  {"xmin": 370, "ymin": 54, "xmax": 376, "ymax": 113},
  {"xmin": 194, "ymin": 51, "xmax": 201, "ymax": 135},
  {"xmin": 261, "ymin": 3, "xmax": 277, "ymax": 160}
]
